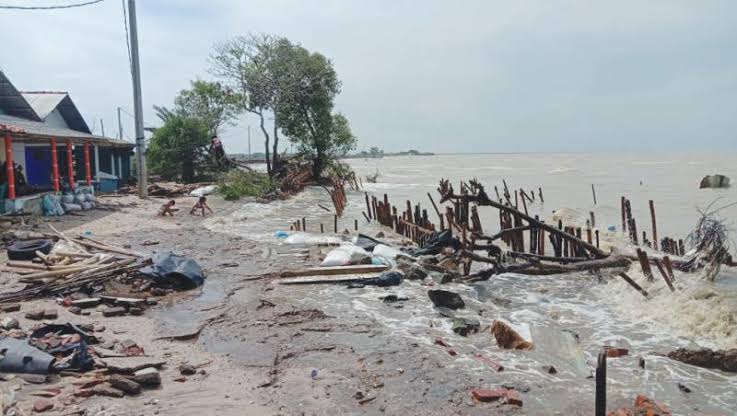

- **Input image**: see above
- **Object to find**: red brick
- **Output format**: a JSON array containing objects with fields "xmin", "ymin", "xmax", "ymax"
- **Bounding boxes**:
[
  {"xmin": 434, "ymin": 337, "xmax": 451, "ymax": 347},
  {"xmin": 446, "ymin": 348, "xmax": 457, "ymax": 356},
  {"xmin": 605, "ymin": 347, "xmax": 629, "ymax": 358},
  {"xmin": 505, "ymin": 389, "xmax": 523, "ymax": 406},
  {"xmin": 33, "ymin": 399, "xmax": 54, "ymax": 413},
  {"xmin": 473, "ymin": 353, "xmax": 504, "ymax": 372},
  {"xmin": 471, "ymin": 388, "xmax": 507, "ymax": 403}
]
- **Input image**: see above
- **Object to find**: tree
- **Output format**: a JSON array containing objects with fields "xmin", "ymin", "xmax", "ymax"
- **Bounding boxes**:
[
  {"xmin": 153, "ymin": 80, "xmax": 239, "ymax": 136},
  {"xmin": 276, "ymin": 46, "xmax": 357, "ymax": 178},
  {"xmin": 148, "ymin": 115, "xmax": 209, "ymax": 183},
  {"xmin": 369, "ymin": 147, "xmax": 384, "ymax": 158},
  {"xmin": 210, "ymin": 34, "xmax": 282, "ymax": 175}
]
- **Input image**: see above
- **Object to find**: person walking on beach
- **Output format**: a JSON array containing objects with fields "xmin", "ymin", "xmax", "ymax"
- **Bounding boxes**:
[
  {"xmin": 158, "ymin": 200, "xmax": 177, "ymax": 216},
  {"xmin": 209, "ymin": 135, "xmax": 225, "ymax": 166},
  {"xmin": 190, "ymin": 196, "xmax": 214, "ymax": 216}
]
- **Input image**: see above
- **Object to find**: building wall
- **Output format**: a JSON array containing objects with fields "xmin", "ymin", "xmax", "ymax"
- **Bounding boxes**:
[{"xmin": 44, "ymin": 109, "xmax": 69, "ymax": 129}]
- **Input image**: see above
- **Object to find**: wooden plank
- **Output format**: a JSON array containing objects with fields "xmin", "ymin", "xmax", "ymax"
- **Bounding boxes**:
[
  {"xmin": 279, "ymin": 274, "xmax": 381, "ymax": 285},
  {"xmin": 279, "ymin": 264, "xmax": 388, "ymax": 278}
]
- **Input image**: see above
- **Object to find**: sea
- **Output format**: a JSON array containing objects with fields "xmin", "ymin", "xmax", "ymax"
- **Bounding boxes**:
[{"xmin": 205, "ymin": 152, "xmax": 737, "ymax": 414}]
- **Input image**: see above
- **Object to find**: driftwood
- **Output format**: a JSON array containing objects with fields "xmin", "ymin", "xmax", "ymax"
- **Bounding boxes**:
[{"xmin": 279, "ymin": 264, "xmax": 389, "ymax": 278}]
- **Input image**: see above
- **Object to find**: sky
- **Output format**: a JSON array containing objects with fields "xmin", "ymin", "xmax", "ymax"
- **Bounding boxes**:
[{"xmin": 1, "ymin": 0, "xmax": 736, "ymax": 154}]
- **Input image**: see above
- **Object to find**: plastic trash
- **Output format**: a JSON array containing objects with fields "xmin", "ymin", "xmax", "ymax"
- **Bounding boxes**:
[
  {"xmin": 42, "ymin": 194, "xmax": 65, "ymax": 216},
  {"xmin": 62, "ymin": 203, "xmax": 82, "ymax": 212},
  {"xmin": 406, "ymin": 230, "xmax": 461, "ymax": 256},
  {"xmin": 140, "ymin": 252, "xmax": 206, "ymax": 289},
  {"xmin": 607, "ymin": 225, "xmax": 616, "ymax": 232},
  {"xmin": 320, "ymin": 245, "xmax": 372, "ymax": 267},
  {"xmin": 283, "ymin": 232, "xmax": 343, "ymax": 246},
  {"xmin": 83, "ymin": 230, "xmax": 93, "ymax": 236},
  {"xmin": 30, "ymin": 323, "xmax": 96, "ymax": 372},
  {"xmin": 274, "ymin": 231, "xmax": 290, "ymax": 239},
  {"xmin": 348, "ymin": 271, "xmax": 403, "ymax": 288},
  {"xmin": 352, "ymin": 234, "xmax": 386, "ymax": 252},
  {"xmin": 0, "ymin": 337, "xmax": 55, "ymax": 374},
  {"xmin": 190, "ymin": 185, "xmax": 218, "ymax": 197}
]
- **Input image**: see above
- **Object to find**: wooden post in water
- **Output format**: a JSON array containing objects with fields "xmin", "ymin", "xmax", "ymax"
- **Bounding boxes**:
[
  {"xmin": 618, "ymin": 273, "xmax": 649, "ymax": 297},
  {"xmin": 590, "ymin": 211, "xmax": 596, "ymax": 228},
  {"xmin": 365, "ymin": 193, "xmax": 372, "ymax": 220},
  {"xmin": 354, "ymin": 219, "xmax": 358, "ymax": 231},
  {"xmin": 302, "ymin": 217, "xmax": 306, "ymax": 232},
  {"xmin": 663, "ymin": 256, "xmax": 675, "ymax": 281},
  {"xmin": 591, "ymin": 184, "xmax": 597, "ymax": 205},
  {"xmin": 538, "ymin": 187, "xmax": 544, "ymax": 203},
  {"xmin": 636, "ymin": 248, "xmax": 654, "ymax": 282},
  {"xmin": 334, "ymin": 215, "xmax": 338, "ymax": 233},
  {"xmin": 621, "ymin": 197, "xmax": 627, "ymax": 233},
  {"xmin": 649, "ymin": 200, "xmax": 658, "ymax": 251},
  {"xmin": 653, "ymin": 258, "xmax": 675, "ymax": 292},
  {"xmin": 595, "ymin": 230, "xmax": 600, "ymax": 248},
  {"xmin": 320, "ymin": 223, "xmax": 324, "ymax": 233},
  {"xmin": 595, "ymin": 350, "xmax": 607, "ymax": 416},
  {"xmin": 678, "ymin": 239, "xmax": 685, "ymax": 256}
]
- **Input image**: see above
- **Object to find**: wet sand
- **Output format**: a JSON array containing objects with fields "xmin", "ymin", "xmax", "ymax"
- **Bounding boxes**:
[{"xmin": 3, "ymin": 195, "xmax": 518, "ymax": 416}]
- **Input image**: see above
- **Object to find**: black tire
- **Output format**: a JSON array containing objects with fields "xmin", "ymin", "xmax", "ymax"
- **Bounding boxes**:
[{"xmin": 7, "ymin": 239, "xmax": 53, "ymax": 261}]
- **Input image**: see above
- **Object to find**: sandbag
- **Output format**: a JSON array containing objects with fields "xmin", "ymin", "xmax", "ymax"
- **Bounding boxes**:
[
  {"xmin": 321, "ymin": 245, "xmax": 372, "ymax": 267},
  {"xmin": 372, "ymin": 244, "xmax": 405, "ymax": 262},
  {"xmin": 283, "ymin": 232, "xmax": 342, "ymax": 246}
]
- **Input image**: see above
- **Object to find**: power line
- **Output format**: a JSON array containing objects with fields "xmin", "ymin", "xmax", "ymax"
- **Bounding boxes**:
[
  {"xmin": 0, "ymin": 0, "xmax": 105, "ymax": 10},
  {"xmin": 121, "ymin": 0, "xmax": 132, "ymax": 71}
]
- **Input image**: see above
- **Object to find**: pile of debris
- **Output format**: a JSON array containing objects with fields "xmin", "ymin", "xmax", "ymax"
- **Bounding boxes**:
[{"xmin": 118, "ymin": 181, "xmax": 212, "ymax": 198}]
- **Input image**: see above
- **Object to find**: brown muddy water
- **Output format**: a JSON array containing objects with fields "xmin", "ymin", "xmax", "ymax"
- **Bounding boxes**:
[{"xmin": 196, "ymin": 152, "xmax": 736, "ymax": 415}]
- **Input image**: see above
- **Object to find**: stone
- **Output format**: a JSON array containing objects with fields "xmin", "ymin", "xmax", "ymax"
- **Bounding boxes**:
[
  {"xmin": 93, "ymin": 324, "xmax": 106, "ymax": 332},
  {"xmin": 133, "ymin": 367, "xmax": 161, "ymax": 386},
  {"xmin": 375, "ymin": 231, "xmax": 385, "ymax": 238},
  {"xmin": 71, "ymin": 298, "xmax": 101, "ymax": 308},
  {"xmin": 102, "ymin": 307, "xmax": 127, "ymax": 317},
  {"xmin": 542, "ymin": 365, "xmax": 557, "ymax": 374},
  {"xmin": 446, "ymin": 348, "xmax": 457, "ymax": 356},
  {"xmin": 74, "ymin": 389, "xmax": 96, "ymax": 398},
  {"xmin": 43, "ymin": 309, "xmax": 58, "ymax": 319},
  {"xmin": 0, "ymin": 316, "xmax": 20, "ymax": 330},
  {"xmin": 25, "ymin": 310, "xmax": 45, "ymax": 320},
  {"xmin": 429, "ymin": 271, "xmax": 455, "ymax": 285},
  {"xmin": 427, "ymin": 290, "xmax": 465, "ymax": 310},
  {"xmin": 380, "ymin": 295, "xmax": 408, "ymax": 303},
  {"xmin": 677, "ymin": 383, "xmax": 691, "ymax": 393},
  {"xmin": 129, "ymin": 307, "xmax": 144, "ymax": 316},
  {"xmin": 667, "ymin": 347, "xmax": 737, "ymax": 373},
  {"xmin": 178, "ymin": 364, "xmax": 197, "ymax": 376},
  {"xmin": 77, "ymin": 323, "xmax": 94, "ymax": 332},
  {"xmin": 33, "ymin": 399, "xmax": 54, "ymax": 413},
  {"xmin": 68, "ymin": 306, "xmax": 82, "ymax": 315},
  {"xmin": 145, "ymin": 297, "xmax": 158, "ymax": 306},
  {"xmin": 92, "ymin": 383, "xmax": 125, "ymax": 398},
  {"xmin": 491, "ymin": 320, "xmax": 533, "ymax": 350},
  {"xmin": 108, "ymin": 375, "xmax": 141, "ymax": 395},
  {"xmin": 1, "ymin": 304, "xmax": 21, "ymax": 312},
  {"xmin": 452, "ymin": 317, "xmax": 480, "ymax": 337}
]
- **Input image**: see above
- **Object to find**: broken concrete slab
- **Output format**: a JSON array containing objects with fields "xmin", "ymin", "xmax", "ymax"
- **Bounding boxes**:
[
  {"xmin": 92, "ymin": 383, "xmax": 125, "ymax": 398},
  {"xmin": 132, "ymin": 367, "xmax": 162, "ymax": 386},
  {"xmin": 102, "ymin": 307, "xmax": 127, "ymax": 317},
  {"xmin": 71, "ymin": 298, "xmax": 101, "ymax": 309},
  {"xmin": 102, "ymin": 357, "xmax": 166, "ymax": 373}
]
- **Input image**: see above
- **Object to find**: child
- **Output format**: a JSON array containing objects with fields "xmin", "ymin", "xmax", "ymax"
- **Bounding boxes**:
[
  {"xmin": 158, "ymin": 200, "xmax": 176, "ymax": 216},
  {"xmin": 190, "ymin": 196, "xmax": 214, "ymax": 216}
]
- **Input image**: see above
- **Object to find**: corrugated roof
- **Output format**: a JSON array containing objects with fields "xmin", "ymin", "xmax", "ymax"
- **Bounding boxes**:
[
  {"xmin": 0, "ymin": 72, "xmax": 41, "ymax": 121},
  {"xmin": 21, "ymin": 92, "xmax": 91, "ymax": 133},
  {"xmin": 0, "ymin": 113, "xmax": 134, "ymax": 148}
]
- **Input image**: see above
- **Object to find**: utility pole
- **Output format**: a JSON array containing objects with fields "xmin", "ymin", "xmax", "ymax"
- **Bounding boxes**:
[
  {"xmin": 117, "ymin": 107, "xmax": 123, "ymax": 140},
  {"xmin": 100, "ymin": 118, "xmax": 105, "ymax": 137},
  {"xmin": 247, "ymin": 125, "xmax": 251, "ymax": 160},
  {"xmin": 128, "ymin": 0, "xmax": 147, "ymax": 198}
]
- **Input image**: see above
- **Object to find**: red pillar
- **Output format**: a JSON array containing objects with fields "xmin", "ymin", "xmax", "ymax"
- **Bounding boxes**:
[
  {"xmin": 50, "ymin": 137, "xmax": 60, "ymax": 192},
  {"xmin": 66, "ymin": 139, "xmax": 75, "ymax": 190},
  {"xmin": 83, "ymin": 141, "xmax": 92, "ymax": 185},
  {"xmin": 4, "ymin": 134, "xmax": 15, "ymax": 199}
]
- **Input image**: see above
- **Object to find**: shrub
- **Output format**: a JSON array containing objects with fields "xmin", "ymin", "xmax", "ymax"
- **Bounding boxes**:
[{"xmin": 217, "ymin": 169, "xmax": 278, "ymax": 200}]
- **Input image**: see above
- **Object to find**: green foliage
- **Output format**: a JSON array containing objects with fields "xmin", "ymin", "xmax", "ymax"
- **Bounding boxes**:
[
  {"xmin": 217, "ymin": 169, "xmax": 278, "ymax": 200},
  {"xmin": 148, "ymin": 115, "xmax": 210, "ymax": 183},
  {"xmin": 154, "ymin": 80, "xmax": 240, "ymax": 135},
  {"xmin": 212, "ymin": 34, "xmax": 358, "ymax": 179}
]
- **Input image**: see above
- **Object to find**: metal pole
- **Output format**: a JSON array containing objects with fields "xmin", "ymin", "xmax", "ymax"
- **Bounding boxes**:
[
  {"xmin": 128, "ymin": 0, "xmax": 147, "ymax": 198},
  {"xmin": 100, "ymin": 119, "xmax": 105, "ymax": 137},
  {"xmin": 117, "ymin": 107, "xmax": 123, "ymax": 140},
  {"xmin": 247, "ymin": 125, "xmax": 251, "ymax": 160},
  {"xmin": 595, "ymin": 350, "xmax": 607, "ymax": 416}
]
